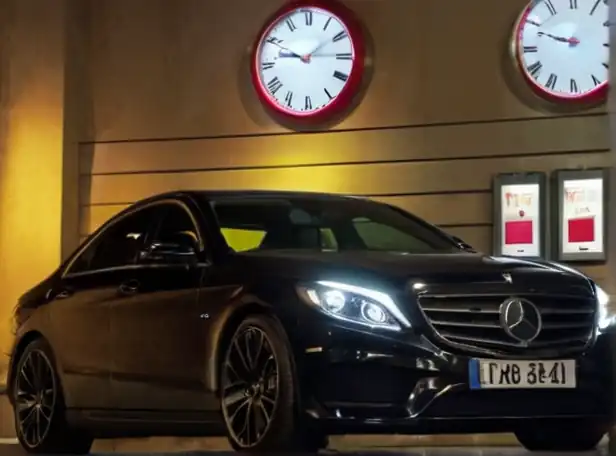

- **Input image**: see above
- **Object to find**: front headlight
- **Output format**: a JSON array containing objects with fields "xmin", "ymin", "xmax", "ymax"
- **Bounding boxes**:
[
  {"xmin": 595, "ymin": 284, "xmax": 615, "ymax": 331},
  {"xmin": 297, "ymin": 281, "xmax": 411, "ymax": 331}
]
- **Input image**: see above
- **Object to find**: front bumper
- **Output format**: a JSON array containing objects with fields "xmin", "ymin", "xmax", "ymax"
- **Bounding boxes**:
[{"xmin": 295, "ymin": 318, "xmax": 616, "ymax": 434}]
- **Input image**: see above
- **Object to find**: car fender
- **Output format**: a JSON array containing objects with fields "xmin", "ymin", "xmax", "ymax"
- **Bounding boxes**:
[{"xmin": 203, "ymin": 288, "xmax": 276, "ymax": 394}]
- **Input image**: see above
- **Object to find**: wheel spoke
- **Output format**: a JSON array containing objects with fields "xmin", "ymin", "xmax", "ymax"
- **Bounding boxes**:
[
  {"xmin": 223, "ymin": 389, "xmax": 248, "ymax": 408},
  {"xmin": 19, "ymin": 364, "xmax": 35, "ymax": 392},
  {"xmin": 252, "ymin": 331, "xmax": 264, "ymax": 370},
  {"xmin": 229, "ymin": 398, "xmax": 250, "ymax": 424},
  {"xmin": 232, "ymin": 337, "xmax": 251, "ymax": 376},
  {"xmin": 255, "ymin": 400, "xmax": 270, "ymax": 435}
]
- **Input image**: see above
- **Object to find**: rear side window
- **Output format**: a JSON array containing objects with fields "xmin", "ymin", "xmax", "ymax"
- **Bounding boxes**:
[{"xmin": 67, "ymin": 207, "xmax": 156, "ymax": 274}]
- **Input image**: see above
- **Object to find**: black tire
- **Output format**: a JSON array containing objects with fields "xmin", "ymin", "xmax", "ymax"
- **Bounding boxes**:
[
  {"xmin": 12, "ymin": 338, "xmax": 93, "ymax": 454},
  {"xmin": 219, "ymin": 314, "xmax": 328, "ymax": 452},
  {"xmin": 515, "ymin": 420, "xmax": 607, "ymax": 452}
]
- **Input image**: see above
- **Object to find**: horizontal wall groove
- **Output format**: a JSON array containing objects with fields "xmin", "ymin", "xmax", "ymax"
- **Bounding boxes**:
[
  {"xmin": 84, "ymin": 148, "xmax": 610, "ymax": 177},
  {"xmin": 439, "ymin": 223, "xmax": 492, "ymax": 229},
  {"xmin": 80, "ymin": 112, "xmax": 606, "ymax": 146}
]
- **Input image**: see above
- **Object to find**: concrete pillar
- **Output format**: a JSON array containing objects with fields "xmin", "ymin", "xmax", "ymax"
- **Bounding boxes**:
[{"xmin": 0, "ymin": 0, "xmax": 83, "ymax": 385}]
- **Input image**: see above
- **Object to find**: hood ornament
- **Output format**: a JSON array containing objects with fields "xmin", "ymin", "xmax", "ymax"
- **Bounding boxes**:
[{"xmin": 502, "ymin": 273, "xmax": 512, "ymax": 284}]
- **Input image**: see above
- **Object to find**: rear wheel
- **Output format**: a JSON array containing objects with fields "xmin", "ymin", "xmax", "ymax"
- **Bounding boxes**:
[
  {"xmin": 12, "ymin": 338, "xmax": 93, "ymax": 454},
  {"xmin": 515, "ymin": 420, "xmax": 607, "ymax": 452},
  {"xmin": 220, "ymin": 314, "xmax": 328, "ymax": 452}
]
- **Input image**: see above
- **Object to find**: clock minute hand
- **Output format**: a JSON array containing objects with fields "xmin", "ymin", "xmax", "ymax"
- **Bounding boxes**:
[{"xmin": 306, "ymin": 40, "xmax": 331, "ymax": 57}]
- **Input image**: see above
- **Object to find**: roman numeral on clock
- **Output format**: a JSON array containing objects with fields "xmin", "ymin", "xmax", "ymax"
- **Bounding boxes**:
[
  {"xmin": 592, "ymin": 74, "xmax": 602, "ymax": 86},
  {"xmin": 304, "ymin": 10, "xmax": 313, "ymax": 26},
  {"xmin": 261, "ymin": 62, "xmax": 275, "ymax": 70},
  {"xmin": 305, "ymin": 96, "xmax": 312, "ymax": 110},
  {"xmin": 332, "ymin": 31, "xmax": 347, "ymax": 42},
  {"xmin": 523, "ymin": 46, "xmax": 537, "ymax": 53},
  {"xmin": 527, "ymin": 61, "xmax": 542, "ymax": 78},
  {"xmin": 267, "ymin": 77, "xmax": 283, "ymax": 95},
  {"xmin": 570, "ymin": 79, "xmax": 578, "ymax": 92},
  {"xmin": 336, "ymin": 53, "xmax": 353, "ymax": 60},
  {"xmin": 546, "ymin": 73, "xmax": 557, "ymax": 90},
  {"xmin": 570, "ymin": 0, "xmax": 578, "ymax": 9},
  {"xmin": 590, "ymin": 0, "xmax": 601, "ymax": 15},
  {"xmin": 284, "ymin": 91, "xmax": 293, "ymax": 107},
  {"xmin": 544, "ymin": 0, "xmax": 557, "ymax": 15},
  {"xmin": 333, "ymin": 71, "xmax": 349, "ymax": 82},
  {"xmin": 286, "ymin": 18, "xmax": 297, "ymax": 32}
]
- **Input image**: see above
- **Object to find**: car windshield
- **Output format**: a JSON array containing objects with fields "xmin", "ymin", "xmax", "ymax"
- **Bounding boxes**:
[{"xmin": 208, "ymin": 196, "xmax": 460, "ymax": 254}]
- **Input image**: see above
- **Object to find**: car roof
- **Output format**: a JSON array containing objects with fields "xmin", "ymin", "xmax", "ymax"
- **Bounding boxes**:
[{"xmin": 136, "ymin": 189, "xmax": 369, "ymax": 205}]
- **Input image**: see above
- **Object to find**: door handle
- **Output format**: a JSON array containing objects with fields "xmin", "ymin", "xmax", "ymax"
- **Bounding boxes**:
[{"xmin": 118, "ymin": 280, "xmax": 140, "ymax": 296}]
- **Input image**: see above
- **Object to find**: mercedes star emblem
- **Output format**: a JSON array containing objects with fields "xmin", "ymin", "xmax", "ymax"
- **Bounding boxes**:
[{"xmin": 499, "ymin": 297, "xmax": 542, "ymax": 345}]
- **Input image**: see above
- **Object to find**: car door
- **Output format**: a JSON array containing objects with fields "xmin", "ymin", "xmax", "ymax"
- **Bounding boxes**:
[
  {"xmin": 48, "ymin": 208, "xmax": 155, "ymax": 410},
  {"xmin": 110, "ymin": 200, "xmax": 215, "ymax": 412}
]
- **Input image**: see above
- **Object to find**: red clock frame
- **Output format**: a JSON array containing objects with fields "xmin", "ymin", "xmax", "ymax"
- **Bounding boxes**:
[
  {"xmin": 250, "ymin": 0, "xmax": 366, "ymax": 123},
  {"xmin": 512, "ymin": 4, "xmax": 608, "ymax": 105}
]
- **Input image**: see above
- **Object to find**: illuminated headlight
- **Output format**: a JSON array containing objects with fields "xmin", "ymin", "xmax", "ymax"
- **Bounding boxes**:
[
  {"xmin": 595, "ymin": 284, "xmax": 615, "ymax": 331},
  {"xmin": 297, "ymin": 281, "xmax": 411, "ymax": 331}
]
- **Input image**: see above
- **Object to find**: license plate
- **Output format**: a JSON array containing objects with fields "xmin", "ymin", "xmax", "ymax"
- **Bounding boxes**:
[{"xmin": 468, "ymin": 359, "xmax": 576, "ymax": 389}]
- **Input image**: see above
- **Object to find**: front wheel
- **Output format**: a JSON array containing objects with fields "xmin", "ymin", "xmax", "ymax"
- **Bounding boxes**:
[
  {"xmin": 515, "ymin": 420, "xmax": 607, "ymax": 452},
  {"xmin": 219, "ymin": 314, "xmax": 327, "ymax": 452},
  {"xmin": 12, "ymin": 338, "xmax": 93, "ymax": 454}
]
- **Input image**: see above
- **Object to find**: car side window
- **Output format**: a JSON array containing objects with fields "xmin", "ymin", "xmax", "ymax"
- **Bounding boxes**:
[
  {"xmin": 70, "ymin": 208, "xmax": 156, "ymax": 274},
  {"xmin": 67, "ymin": 240, "xmax": 98, "ymax": 274},
  {"xmin": 149, "ymin": 203, "xmax": 199, "ymax": 252}
]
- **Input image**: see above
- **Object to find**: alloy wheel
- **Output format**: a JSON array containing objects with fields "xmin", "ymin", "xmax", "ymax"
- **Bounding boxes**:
[
  {"xmin": 14, "ymin": 349, "xmax": 57, "ymax": 448},
  {"xmin": 221, "ymin": 326, "xmax": 279, "ymax": 447}
]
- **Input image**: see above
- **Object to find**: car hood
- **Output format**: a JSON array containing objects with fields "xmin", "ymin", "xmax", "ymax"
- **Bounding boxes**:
[{"xmin": 235, "ymin": 249, "xmax": 593, "ymax": 293}]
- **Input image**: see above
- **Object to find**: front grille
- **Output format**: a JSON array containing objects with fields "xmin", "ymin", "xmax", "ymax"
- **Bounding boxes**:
[{"xmin": 418, "ymin": 293, "xmax": 596, "ymax": 355}]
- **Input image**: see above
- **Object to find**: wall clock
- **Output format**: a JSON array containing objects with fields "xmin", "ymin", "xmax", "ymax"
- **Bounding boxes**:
[
  {"xmin": 512, "ymin": 0, "xmax": 609, "ymax": 104},
  {"xmin": 251, "ymin": 0, "xmax": 365, "ymax": 122}
]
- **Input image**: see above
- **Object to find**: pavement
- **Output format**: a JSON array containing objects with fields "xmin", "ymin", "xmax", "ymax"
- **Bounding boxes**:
[{"xmin": 0, "ymin": 394, "xmax": 610, "ymax": 454}]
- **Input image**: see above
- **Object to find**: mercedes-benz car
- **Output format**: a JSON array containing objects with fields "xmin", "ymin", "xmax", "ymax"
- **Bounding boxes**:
[{"xmin": 7, "ymin": 190, "xmax": 615, "ymax": 454}]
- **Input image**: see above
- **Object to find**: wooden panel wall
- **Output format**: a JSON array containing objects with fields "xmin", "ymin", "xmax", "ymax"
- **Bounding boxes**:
[{"xmin": 78, "ymin": 0, "xmax": 610, "ymax": 283}]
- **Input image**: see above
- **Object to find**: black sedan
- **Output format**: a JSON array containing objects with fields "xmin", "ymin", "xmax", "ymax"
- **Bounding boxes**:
[{"xmin": 6, "ymin": 190, "xmax": 615, "ymax": 454}]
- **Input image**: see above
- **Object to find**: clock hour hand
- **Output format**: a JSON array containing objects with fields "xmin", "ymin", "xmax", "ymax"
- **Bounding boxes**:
[
  {"xmin": 269, "ymin": 42, "xmax": 302, "ymax": 58},
  {"xmin": 538, "ymin": 31, "xmax": 579, "ymax": 44},
  {"xmin": 278, "ymin": 49, "xmax": 302, "ymax": 58}
]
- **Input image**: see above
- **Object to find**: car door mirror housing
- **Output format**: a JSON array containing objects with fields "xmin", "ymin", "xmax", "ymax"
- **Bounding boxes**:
[
  {"xmin": 140, "ymin": 233, "xmax": 199, "ymax": 264},
  {"xmin": 451, "ymin": 236, "xmax": 475, "ymax": 252},
  {"xmin": 141, "ymin": 242, "xmax": 198, "ymax": 264}
]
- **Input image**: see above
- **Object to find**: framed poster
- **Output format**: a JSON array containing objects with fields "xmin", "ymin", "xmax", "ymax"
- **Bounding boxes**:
[
  {"xmin": 493, "ymin": 172, "xmax": 548, "ymax": 258},
  {"xmin": 554, "ymin": 169, "xmax": 607, "ymax": 262}
]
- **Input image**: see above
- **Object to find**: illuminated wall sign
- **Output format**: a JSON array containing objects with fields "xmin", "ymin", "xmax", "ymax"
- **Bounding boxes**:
[
  {"xmin": 493, "ymin": 172, "xmax": 548, "ymax": 258},
  {"xmin": 554, "ymin": 169, "xmax": 607, "ymax": 262}
]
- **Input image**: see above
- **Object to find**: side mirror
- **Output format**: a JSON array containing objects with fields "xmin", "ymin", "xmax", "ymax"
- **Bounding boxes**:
[
  {"xmin": 140, "ymin": 233, "xmax": 198, "ymax": 264},
  {"xmin": 451, "ymin": 236, "xmax": 476, "ymax": 252}
]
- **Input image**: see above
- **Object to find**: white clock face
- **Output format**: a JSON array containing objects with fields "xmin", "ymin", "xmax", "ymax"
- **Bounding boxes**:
[
  {"xmin": 254, "ymin": 6, "xmax": 360, "ymax": 117},
  {"xmin": 515, "ymin": 0, "xmax": 609, "ymax": 100}
]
